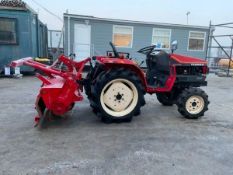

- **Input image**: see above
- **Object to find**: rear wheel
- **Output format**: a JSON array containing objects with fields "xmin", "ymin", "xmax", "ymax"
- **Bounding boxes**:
[
  {"xmin": 176, "ymin": 88, "xmax": 209, "ymax": 119},
  {"xmin": 92, "ymin": 68, "xmax": 145, "ymax": 123},
  {"xmin": 156, "ymin": 93, "xmax": 174, "ymax": 106}
]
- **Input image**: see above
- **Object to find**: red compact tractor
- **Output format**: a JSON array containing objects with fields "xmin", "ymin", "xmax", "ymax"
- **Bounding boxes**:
[{"xmin": 11, "ymin": 41, "xmax": 209, "ymax": 128}]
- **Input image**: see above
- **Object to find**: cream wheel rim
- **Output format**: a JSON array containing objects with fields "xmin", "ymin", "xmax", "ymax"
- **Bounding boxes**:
[
  {"xmin": 100, "ymin": 79, "xmax": 138, "ymax": 117},
  {"xmin": 185, "ymin": 95, "xmax": 205, "ymax": 115}
]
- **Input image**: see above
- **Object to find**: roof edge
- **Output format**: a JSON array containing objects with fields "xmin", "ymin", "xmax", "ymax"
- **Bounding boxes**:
[
  {"xmin": 64, "ymin": 13, "xmax": 209, "ymax": 30},
  {"xmin": 0, "ymin": 4, "xmax": 37, "ymax": 14},
  {"xmin": 0, "ymin": 6, "xmax": 27, "ymax": 11}
]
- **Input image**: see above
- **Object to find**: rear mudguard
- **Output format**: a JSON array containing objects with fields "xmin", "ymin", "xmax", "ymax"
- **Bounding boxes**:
[{"xmin": 95, "ymin": 57, "xmax": 147, "ymax": 87}]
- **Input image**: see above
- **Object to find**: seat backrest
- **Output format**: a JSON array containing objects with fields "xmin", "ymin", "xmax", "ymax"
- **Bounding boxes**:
[
  {"xmin": 155, "ymin": 51, "xmax": 170, "ymax": 73},
  {"xmin": 146, "ymin": 51, "xmax": 170, "ymax": 74}
]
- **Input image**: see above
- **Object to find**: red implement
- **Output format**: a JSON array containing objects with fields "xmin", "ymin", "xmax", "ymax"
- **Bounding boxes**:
[{"xmin": 11, "ymin": 55, "xmax": 90, "ymax": 127}]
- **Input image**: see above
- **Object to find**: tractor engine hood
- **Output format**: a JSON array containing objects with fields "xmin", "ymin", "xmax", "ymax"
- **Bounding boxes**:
[{"xmin": 170, "ymin": 54, "xmax": 207, "ymax": 65}]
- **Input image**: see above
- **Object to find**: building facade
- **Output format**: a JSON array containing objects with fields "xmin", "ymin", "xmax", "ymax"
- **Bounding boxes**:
[
  {"xmin": 64, "ymin": 14, "xmax": 210, "ymax": 63},
  {"xmin": 0, "ymin": 5, "xmax": 48, "ymax": 72}
]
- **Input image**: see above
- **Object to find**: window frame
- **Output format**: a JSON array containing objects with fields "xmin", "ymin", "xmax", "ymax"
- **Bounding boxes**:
[
  {"xmin": 112, "ymin": 25, "xmax": 134, "ymax": 48},
  {"xmin": 0, "ymin": 17, "xmax": 18, "ymax": 45},
  {"xmin": 187, "ymin": 31, "xmax": 206, "ymax": 52},
  {"xmin": 152, "ymin": 28, "xmax": 172, "ymax": 50}
]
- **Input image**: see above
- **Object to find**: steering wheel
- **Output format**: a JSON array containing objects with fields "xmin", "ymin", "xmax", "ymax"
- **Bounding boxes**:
[
  {"xmin": 109, "ymin": 42, "xmax": 120, "ymax": 58},
  {"xmin": 138, "ymin": 45, "xmax": 156, "ymax": 55}
]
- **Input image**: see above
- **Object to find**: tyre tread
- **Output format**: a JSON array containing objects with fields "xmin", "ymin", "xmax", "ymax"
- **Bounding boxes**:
[{"xmin": 176, "ymin": 87, "xmax": 209, "ymax": 119}]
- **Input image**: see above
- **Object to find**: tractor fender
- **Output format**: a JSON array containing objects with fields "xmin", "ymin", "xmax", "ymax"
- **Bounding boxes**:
[{"xmin": 98, "ymin": 59, "xmax": 147, "ymax": 89}]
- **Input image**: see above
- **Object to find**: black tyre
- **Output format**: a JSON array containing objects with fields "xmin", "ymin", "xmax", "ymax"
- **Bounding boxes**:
[
  {"xmin": 89, "ymin": 71, "xmax": 106, "ymax": 115},
  {"xmin": 84, "ymin": 66, "xmax": 105, "ymax": 115},
  {"xmin": 84, "ymin": 72, "xmax": 92, "ymax": 100},
  {"xmin": 84, "ymin": 63, "xmax": 105, "ymax": 100},
  {"xmin": 156, "ymin": 93, "xmax": 174, "ymax": 106},
  {"xmin": 176, "ymin": 88, "xmax": 209, "ymax": 119},
  {"xmin": 92, "ymin": 68, "xmax": 145, "ymax": 123}
]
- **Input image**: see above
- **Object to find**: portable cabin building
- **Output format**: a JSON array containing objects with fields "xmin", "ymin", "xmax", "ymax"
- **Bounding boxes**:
[
  {"xmin": 64, "ymin": 13, "xmax": 210, "ymax": 64},
  {"xmin": 0, "ymin": 5, "xmax": 48, "ymax": 72}
]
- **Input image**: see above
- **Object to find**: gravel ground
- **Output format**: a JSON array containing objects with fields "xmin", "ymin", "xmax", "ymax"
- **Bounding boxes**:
[{"xmin": 0, "ymin": 74, "xmax": 233, "ymax": 175}]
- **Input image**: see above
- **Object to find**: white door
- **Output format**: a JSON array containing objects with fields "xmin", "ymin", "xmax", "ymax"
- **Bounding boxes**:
[{"xmin": 74, "ymin": 24, "xmax": 91, "ymax": 61}]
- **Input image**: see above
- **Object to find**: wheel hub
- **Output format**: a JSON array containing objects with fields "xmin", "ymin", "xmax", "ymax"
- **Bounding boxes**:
[
  {"xmin": 192, "ymin": 102, "xmax": 197, "ymax": 107},
  {"xmin": 103, "ymin": 82, "xmax": 133, "ymax": 112},
  {"xmin": 185, "ymin": 95, "xmax": 205, "ymax": 115},
  {"xmin": 100, "ymin": 78, "xmax": 139, "ymax": 117},
  {"xmin": 115, "ymin": 92, "xmax": 124, "ymax": 101}
]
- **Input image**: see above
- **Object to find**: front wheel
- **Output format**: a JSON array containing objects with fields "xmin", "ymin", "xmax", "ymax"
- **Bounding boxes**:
[
  {"xmin": 92, "ymin": 68, "xmax": 145, "ymax": 122},
  {"xmin": 176, "ymin": 88, "xmax": 209, "ymax": 119}
]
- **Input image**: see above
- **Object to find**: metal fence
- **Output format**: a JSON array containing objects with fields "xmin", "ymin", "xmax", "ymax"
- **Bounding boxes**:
[{"xmin": 206, "ymin": 22, "xmax": 233, "ymax": 77}]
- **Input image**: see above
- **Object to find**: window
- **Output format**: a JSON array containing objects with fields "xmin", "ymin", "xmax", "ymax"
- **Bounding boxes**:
[
  {"xmin": 0, "ymin": 18, "xmax": 17, "ymax": 45},
  {"xmin": 152, "ymin": 28, "xmax": 171, "ymax": 49},
  {"xmin": 113, "ymin": 25, "xmax": 133, "ymax": 48},
  {"xmin": 188, "ymin": 31, "xmax": 206, "ymax": 51}
]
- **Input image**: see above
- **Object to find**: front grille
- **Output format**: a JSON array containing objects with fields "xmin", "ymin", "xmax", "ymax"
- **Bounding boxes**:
[{"xmin": 176, "ymin": 66, "xmax": 204, "ymax": 75}]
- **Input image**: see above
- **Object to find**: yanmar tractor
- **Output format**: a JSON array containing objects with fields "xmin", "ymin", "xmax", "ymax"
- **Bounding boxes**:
[{"xmin": 11, "ymin": 41, "xmax": 209, "ymax": 128}]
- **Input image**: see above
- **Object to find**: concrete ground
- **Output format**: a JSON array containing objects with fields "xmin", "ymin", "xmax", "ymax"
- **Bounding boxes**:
[{"xmin": 0, "ymin": 74, "xmax": 233, "ymax": 175}]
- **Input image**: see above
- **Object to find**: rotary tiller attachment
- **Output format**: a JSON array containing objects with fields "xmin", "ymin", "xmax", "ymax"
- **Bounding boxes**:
[{"xmin": 11, "ymin": 55, "xmax": 91, "ymax": 128}]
